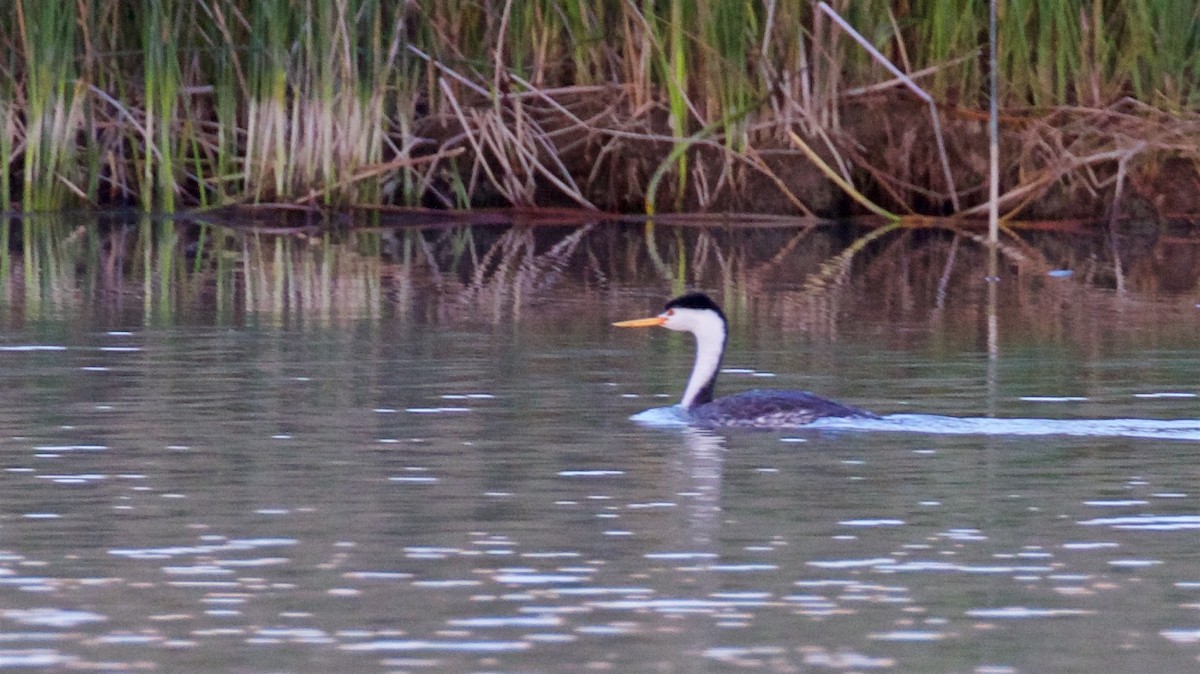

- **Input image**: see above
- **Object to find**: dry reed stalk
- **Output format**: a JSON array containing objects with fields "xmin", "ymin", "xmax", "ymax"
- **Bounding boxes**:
[
  {"xmin": 957, "ymin": 103, "xmax": 1200, "ymax": 223},
  {"xmin": 816, "ymin": 1, "xmax": 959, "ymax": 213},
  {"xmin": 1104, "ymin": 147, "xmax": 1142, "ymax": 294},
  {"xmin": 507, "ymin": 121, "xmax": 596, "ymax": 210},
  {"xmin": 438, "ymin": 74, "xmax": 600, "ymax": 209},
  {"xmin": 440, "ymin": 78, "xmax": 512, "ymax": 202},
  {"xmin": 786, "ymin": 130, "xmax": 897, "ymax": 221},
  {"xmin": 295, "ymin": 148, "xmax": 466, "ymax": 205}
]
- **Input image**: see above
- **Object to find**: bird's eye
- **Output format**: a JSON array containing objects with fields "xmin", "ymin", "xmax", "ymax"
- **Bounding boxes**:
[{"xmin": 665, "ymin": 309, "xmax": 674, "ymax": 316}]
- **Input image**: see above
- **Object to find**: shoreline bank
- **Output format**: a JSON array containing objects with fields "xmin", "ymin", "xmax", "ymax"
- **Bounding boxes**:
[{"xmin": 4, "ymin": 1, "xmax": 1198, "ymax": 223}]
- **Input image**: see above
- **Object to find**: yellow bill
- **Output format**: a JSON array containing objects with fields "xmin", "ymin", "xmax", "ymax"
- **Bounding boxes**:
[{"xmin": 612, "ymin": 316, "xmax": 666, "ymax": 328}]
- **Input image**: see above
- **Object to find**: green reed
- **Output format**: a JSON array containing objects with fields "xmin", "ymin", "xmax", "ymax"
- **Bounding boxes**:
[
  {"xmin": 663, "ymin": 0, "xmax": 690, "ymax": 205},
  {"xmin": 0, "ymin": 216, "xmax": 10, "ymax": 299},
  {"xmin": 15, "ymin": 1, "xmax": 84, "ymax": 211},
  {"xmin": 142, "ymin": 0, "xmax": 183, "ymax": 212},
  {"xmin": 1121, "ymin": 0, "xmax": 1200, "ymax": 108},
  {"xmin": 0, "ymin": 99, "xmax": 12, "ymax": 214}
]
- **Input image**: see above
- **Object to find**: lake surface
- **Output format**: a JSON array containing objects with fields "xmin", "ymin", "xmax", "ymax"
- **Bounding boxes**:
[{"xmin": 3, "ymin": 214, "xmax": 1200, "ymax": 672}]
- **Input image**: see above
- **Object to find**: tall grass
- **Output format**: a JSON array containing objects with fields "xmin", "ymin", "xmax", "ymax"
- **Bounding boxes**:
[
  {"xmin": 14, "ymin": 1, "xmax": 86, "ymax": 211},
  {"xmin": 142, "ymin": 0, "xmax": 183, "ymax": 212},
  {"xmin": 0, "ymin": 0, "xmax": 1197, "ymax": 214}
]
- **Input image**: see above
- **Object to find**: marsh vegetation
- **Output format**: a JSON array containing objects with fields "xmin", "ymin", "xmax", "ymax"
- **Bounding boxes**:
[{"xmin": 3, "ymin": 1, "xmax": 1199, "ymax": 224}]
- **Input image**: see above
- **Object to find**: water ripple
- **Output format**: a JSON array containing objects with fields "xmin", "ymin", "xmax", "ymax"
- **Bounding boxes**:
[
  {"xmin": 966, "ymin": 607, "xmax": 1094, "ymax": 618},
  {"xmin": 813, "ymin": 414, "xmax": 1200, "ymax": 441},
  {"xmin": 109, "ymin": 538, "xmax": 298, "ymax": 560},
  {"xmin": 2, "ymin": 609, "xmax": 106, "ymax": 628},
  {"xmin": 1078, "ymin": 515, "xmax": 1200, "ymax": 530},
  {"xmin": 341, "ymin": 639, "xmax": 531, "ymax": 652},
  {"xmin": 629, "ymin": 409, "xmax": 1200, "ymax": 440}
]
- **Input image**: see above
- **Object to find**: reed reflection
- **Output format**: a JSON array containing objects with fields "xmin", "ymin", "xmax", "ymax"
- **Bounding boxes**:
[{"xmin": 3, "ymin": 213, "xmax": 1199, "ymax": 351}]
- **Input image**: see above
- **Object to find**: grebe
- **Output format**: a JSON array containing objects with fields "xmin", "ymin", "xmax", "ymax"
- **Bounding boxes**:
[{"xmin": 613, "ymin": 293, "xmax": 875, "ymax": 428}]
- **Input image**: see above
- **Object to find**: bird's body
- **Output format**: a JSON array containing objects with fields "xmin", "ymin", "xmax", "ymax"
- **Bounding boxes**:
[
  {"xmin": 614, "ymin": 293, "xmax": 875, "ymax": 429},
  {"xmin": 688, "ymin": 389, "xmax": 875, "ymax": 429}
]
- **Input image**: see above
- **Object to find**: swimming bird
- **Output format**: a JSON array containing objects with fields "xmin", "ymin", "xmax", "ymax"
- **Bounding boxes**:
[{"xmin": 613, "ymin": 293, "xmax": 875, "ymax": 428}]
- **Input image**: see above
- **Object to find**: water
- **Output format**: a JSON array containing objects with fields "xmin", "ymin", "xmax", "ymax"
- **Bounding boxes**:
[
  {"xmin": 633, "ymin": 406, "xmax": 1200, "ymax": 440},
  {"xmin": 3, "ymin": 215, "xmax": 1200, "ymax": 672}
]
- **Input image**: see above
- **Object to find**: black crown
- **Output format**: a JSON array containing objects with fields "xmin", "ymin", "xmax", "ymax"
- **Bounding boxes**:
[{"xmin": 664, "ymin": 293, "xmax": 725, "ymax": 320}]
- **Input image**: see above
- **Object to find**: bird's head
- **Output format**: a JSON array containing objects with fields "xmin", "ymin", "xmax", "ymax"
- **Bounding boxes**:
[{"xmin": 613, "ymin": 292, "xmax": 727, "ymax": 338}]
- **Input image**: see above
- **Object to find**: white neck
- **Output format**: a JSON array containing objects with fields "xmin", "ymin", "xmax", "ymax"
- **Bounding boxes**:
[{"xmin": 679, "ymin": 313, "xmax": 726, "ymax": 409}]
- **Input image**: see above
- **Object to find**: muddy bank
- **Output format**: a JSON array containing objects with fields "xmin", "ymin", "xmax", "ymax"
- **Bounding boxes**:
[{"xmin": 411, "ymin": 89, "xmax": 1200, "ymax": 224}]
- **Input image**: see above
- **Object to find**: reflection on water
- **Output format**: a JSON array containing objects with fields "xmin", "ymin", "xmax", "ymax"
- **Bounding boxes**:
[{"xmin": 2, "ymin": 213, "xmax": 1200, "ymax": 672}]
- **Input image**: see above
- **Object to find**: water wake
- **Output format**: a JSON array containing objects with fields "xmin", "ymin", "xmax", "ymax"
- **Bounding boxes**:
[
  {"xmin": 812, "ymin": 414, "xmax": 1200, "ymax": 441},
  {"xmin": 630, "ymin": 407, "xmax": 1200, "ymax": 441}
]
